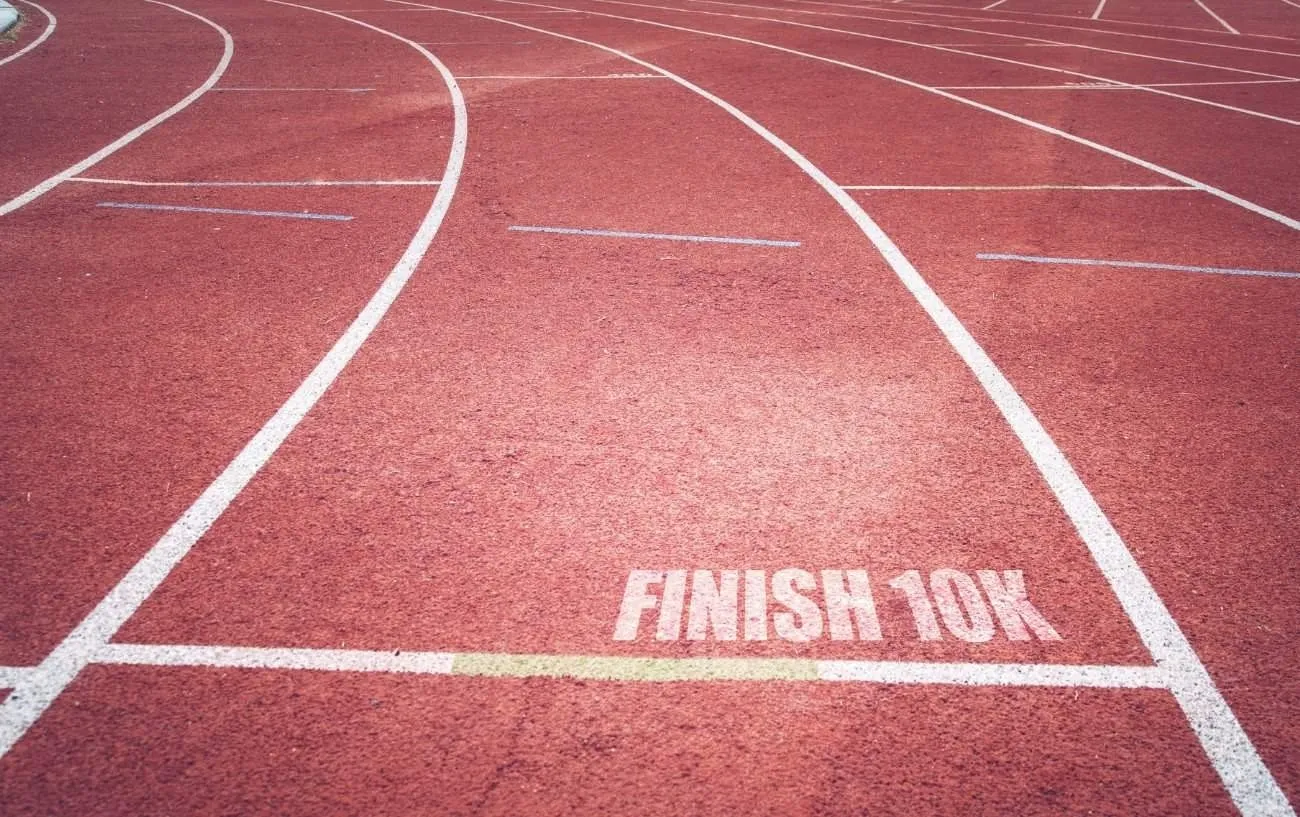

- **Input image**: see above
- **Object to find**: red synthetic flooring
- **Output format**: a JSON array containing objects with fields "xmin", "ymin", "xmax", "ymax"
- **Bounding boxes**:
[{"xmin": 1, "ymin": 0, "xmax": 1297, "ymax": 813}]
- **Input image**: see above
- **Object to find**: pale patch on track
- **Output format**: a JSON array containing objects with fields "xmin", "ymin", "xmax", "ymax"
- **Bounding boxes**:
[
  {"xmin": 0, "ymin": 0, "xmax": 468, "ymax": 761},
  {"xmin": 96, "ymin": 201, "xmax": 355, "ymax": 221},
  {"xmin": 0, "ymin": 1, "xmax": 233, "ymax": 217},
  {"xmin": 978, "ymin": 253, "xmax": 1300, "ymax": 278},
  {"xmin": 0, "ymin": 0, "xmax": 56, "ymax": 68},
  {"xmin": 508, "ymin": 224, "xmax": 802, "ymax": 246},
  {"xmin": 94, "ymin": 643, "xmax": 1168, "ymax": 687}
]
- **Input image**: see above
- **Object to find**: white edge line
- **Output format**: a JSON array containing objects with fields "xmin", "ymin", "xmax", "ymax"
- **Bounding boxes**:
[
  {"xmin": 818, "ymin": 660, "xmax": 1167, "ymax": 688},
  {"xmin": 70, "ymin": 177, "xmax": 443, "ymax": 186},
  {"xmin": 403, "ymin": 3, "xmax": 1297, "ymax": 813},
  {"xmin": 96, "ymin": 643, "xmax": 456, "ymax": 674},
  {"xmin": 977, "ymin": 253, "xmax": 1300, "ymax": 278},
  {"xmin": 1191, "ymin": 0, "xmax": 1239, "ymax": 34},
  {"xmin": 0, "ymin": 668, "xmax": 37, "ymax": 688},
  {"xmin": 0, "ymin": 1, "xmax": 233, "ymax": 217},
  {"xmin": 0, "ymin": 0, "xmax": 56, "ymax": 68},
  {"xmin": 0, "ymin": 0, "xmax": 468, "ymax": 759}
]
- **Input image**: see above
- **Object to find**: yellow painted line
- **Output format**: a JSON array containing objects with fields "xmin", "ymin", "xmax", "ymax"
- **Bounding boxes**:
[{"xmin": 452, "ymin": 653, "xmax": 818, "ymax": 681}]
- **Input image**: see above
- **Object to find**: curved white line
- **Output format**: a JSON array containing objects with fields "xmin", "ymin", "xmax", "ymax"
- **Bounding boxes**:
[
  {"xmin": 688, "ymin": 0, "xmax": 1296, "ymax": 80},
  {"xmin": 785, "ymin": 0, "xmax": 1300, "ymax": 55},
  {"xmin": 0, "ymin": 1, "xmax": 467, "ymax": 758},
  {"xmin": 608, "ymin": 0, "xmax": 1299, "ymax": 124},
  {"xmin": 0, "ymin": 1, "xmax": 232, "ymax": 217},
  {"xmin": 395, "ymin": 3, "xmax": 1294, "ymax": 814},
  {"xmin": 509, "ymin": 0, "xmax": 1299, "ymax": 228},
  {"xmin": 0, "ymin": 0, "xmax": 55, "ymax": 68}
]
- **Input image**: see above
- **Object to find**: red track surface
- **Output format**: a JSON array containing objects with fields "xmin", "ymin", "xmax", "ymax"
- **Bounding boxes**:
[{"xmin": 1, "ymin": 0, "xmax": 1296, "ymax": 813}]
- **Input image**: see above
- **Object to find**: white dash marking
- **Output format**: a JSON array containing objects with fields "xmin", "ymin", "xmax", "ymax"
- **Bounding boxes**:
[
  {"xmin": 96, "ymin": 643, "xmax": 456, "ymax": 674},
  {"xmin": 978, "ymin": 253, "xmax": 1300, "ymax": 279},
  {"xmin": 96, "ymin": 202, "xmax": 354, "ymax": 221},
  {"xmin": 0, "ymin": 0, "xmax": 56, "ymax": 68},
  {"xmin": 73, "ymin": 177, "xmax": 442, "ymax": 187},
  {"xmin": 0, "ymin": 0, "xmax": 468, "ymax": 761},
  {"xmin": 818, "ymin": 661, "xmax": 1167, "ymax": 688},
  {"xmin": 842, "ymin": 184, "xmax": 1194, "ymax": 190},
  {"xmin": 981, "ymin": 0, "xmax": 1008, "ymax": 9},
  {"xmin": 458, "ymin": 72, "xmax": 663, "ymax": 78},
  {"xmin": 1090, "ymin": 0, "xmax": 1106, "ymax": 20},
  {"xmin": 0, "ymin": 1, "xmax": 233, "ymax": 217},
  {"xmin": 213, "ymin": 86, "xmax": 375, "ymax": 91},
  {"xmin": 508, "ymin": 224, "xmax": 801, "ymax": 246},
  {"xmin": 1191, "ymin": 0, "xmax": 1239, "ymax": 33}
]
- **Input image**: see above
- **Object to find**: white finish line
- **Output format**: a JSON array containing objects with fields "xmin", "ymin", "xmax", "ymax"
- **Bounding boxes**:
[
  {"xmin": 978, "ymin": 253, "xmax": 1300, "ymax": 279},
  {"xmin": 509, "ymin": 224, "xmax": 801, "ymax": 246},
  {"xmin": 96, "ymin": 202, "xmax": 354, "ymax": 222},
  {"xmin": 93, "ymin": 643, "xmax": 1167, "ymax": 687}
]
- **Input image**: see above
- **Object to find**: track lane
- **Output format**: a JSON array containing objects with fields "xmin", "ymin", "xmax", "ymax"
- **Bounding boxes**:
[{"xmin": 0, "ymin": 0, "xmax": 463, "ymax": 751}]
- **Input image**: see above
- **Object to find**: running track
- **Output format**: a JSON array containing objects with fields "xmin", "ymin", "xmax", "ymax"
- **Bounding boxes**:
[{"xmin": 0, "ymin": 0, "xmax": 1296, "ymax": 813}]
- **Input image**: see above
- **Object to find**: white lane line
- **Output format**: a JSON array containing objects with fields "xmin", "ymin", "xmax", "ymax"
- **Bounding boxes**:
[
  {"xmin": 0, "ymin": 0, "xmax": 468, "ymax": 760},
  {"xmin": 842, "ymin": 184, "xmax": 1194, "ymax": 189},
  {"xmin": 774, "ymin": 0, "xmax": 1300, "ymax": 56},
  {"xmin": 0, "ymin": 0, "xmax": 56, "ymax": 68},
  {"xmin": 508, "ymin": 224, "xmax": 802, "ymax": 246},
  {"xmin": 459, "ymin": 72, "xmax": 665, "ymax": 77},
  {"xmin": 97, "ymin": 643, "xmax": 456, "ymax": 674},
  {"xmin": 819, "ymin": 660, "xmax": 1168, "ymax": 688},
  {"xmin": 574, "ymin": 0, "xmax": 1300, "ymax": 229},
  {"xmin": 980, "ymin": 0, "xmax": 1007, "ymax": 8},
  {"xmin": 622, "ymin": 0, "xmax": 1300, "ymax": 123},
  {"xmin": 1191, "ymin": 0, "xmax": 1239, "ymax": 34},
  {"xmin": 1090, "ymin": 0, "xmax": 1105, "ymax": 20},
  {"xmin": 0, "ymin": 668, "xmax": 36, "ymax": 687},
  {"xmin": 72, "ymin": 177, "xmax": 442, "ymax": 186},
  {"xmin": 96, "ymin": 201, "xmax": 354, "ymax": 221},
  {"xmin": 978, "ymin": 253, "xmax": 1300, "ymax": 278},
  {"xmin": 938, "ymin": 78, "xmax": 1300, "ymax": 88},
  {"xmin": 213, "ymin": 86, "xmax": 375, "ymax": 91},
  {"xmin": 93, "ymin": 643, "xmax": 1166, "ymax": 688},
  {"xmin": 401, "ymin": 3, "xmax": 1297, "ymax": 814},
  {"xmin": 0, "ymin": 1, "xmax": 232, "ymax": 217}
]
